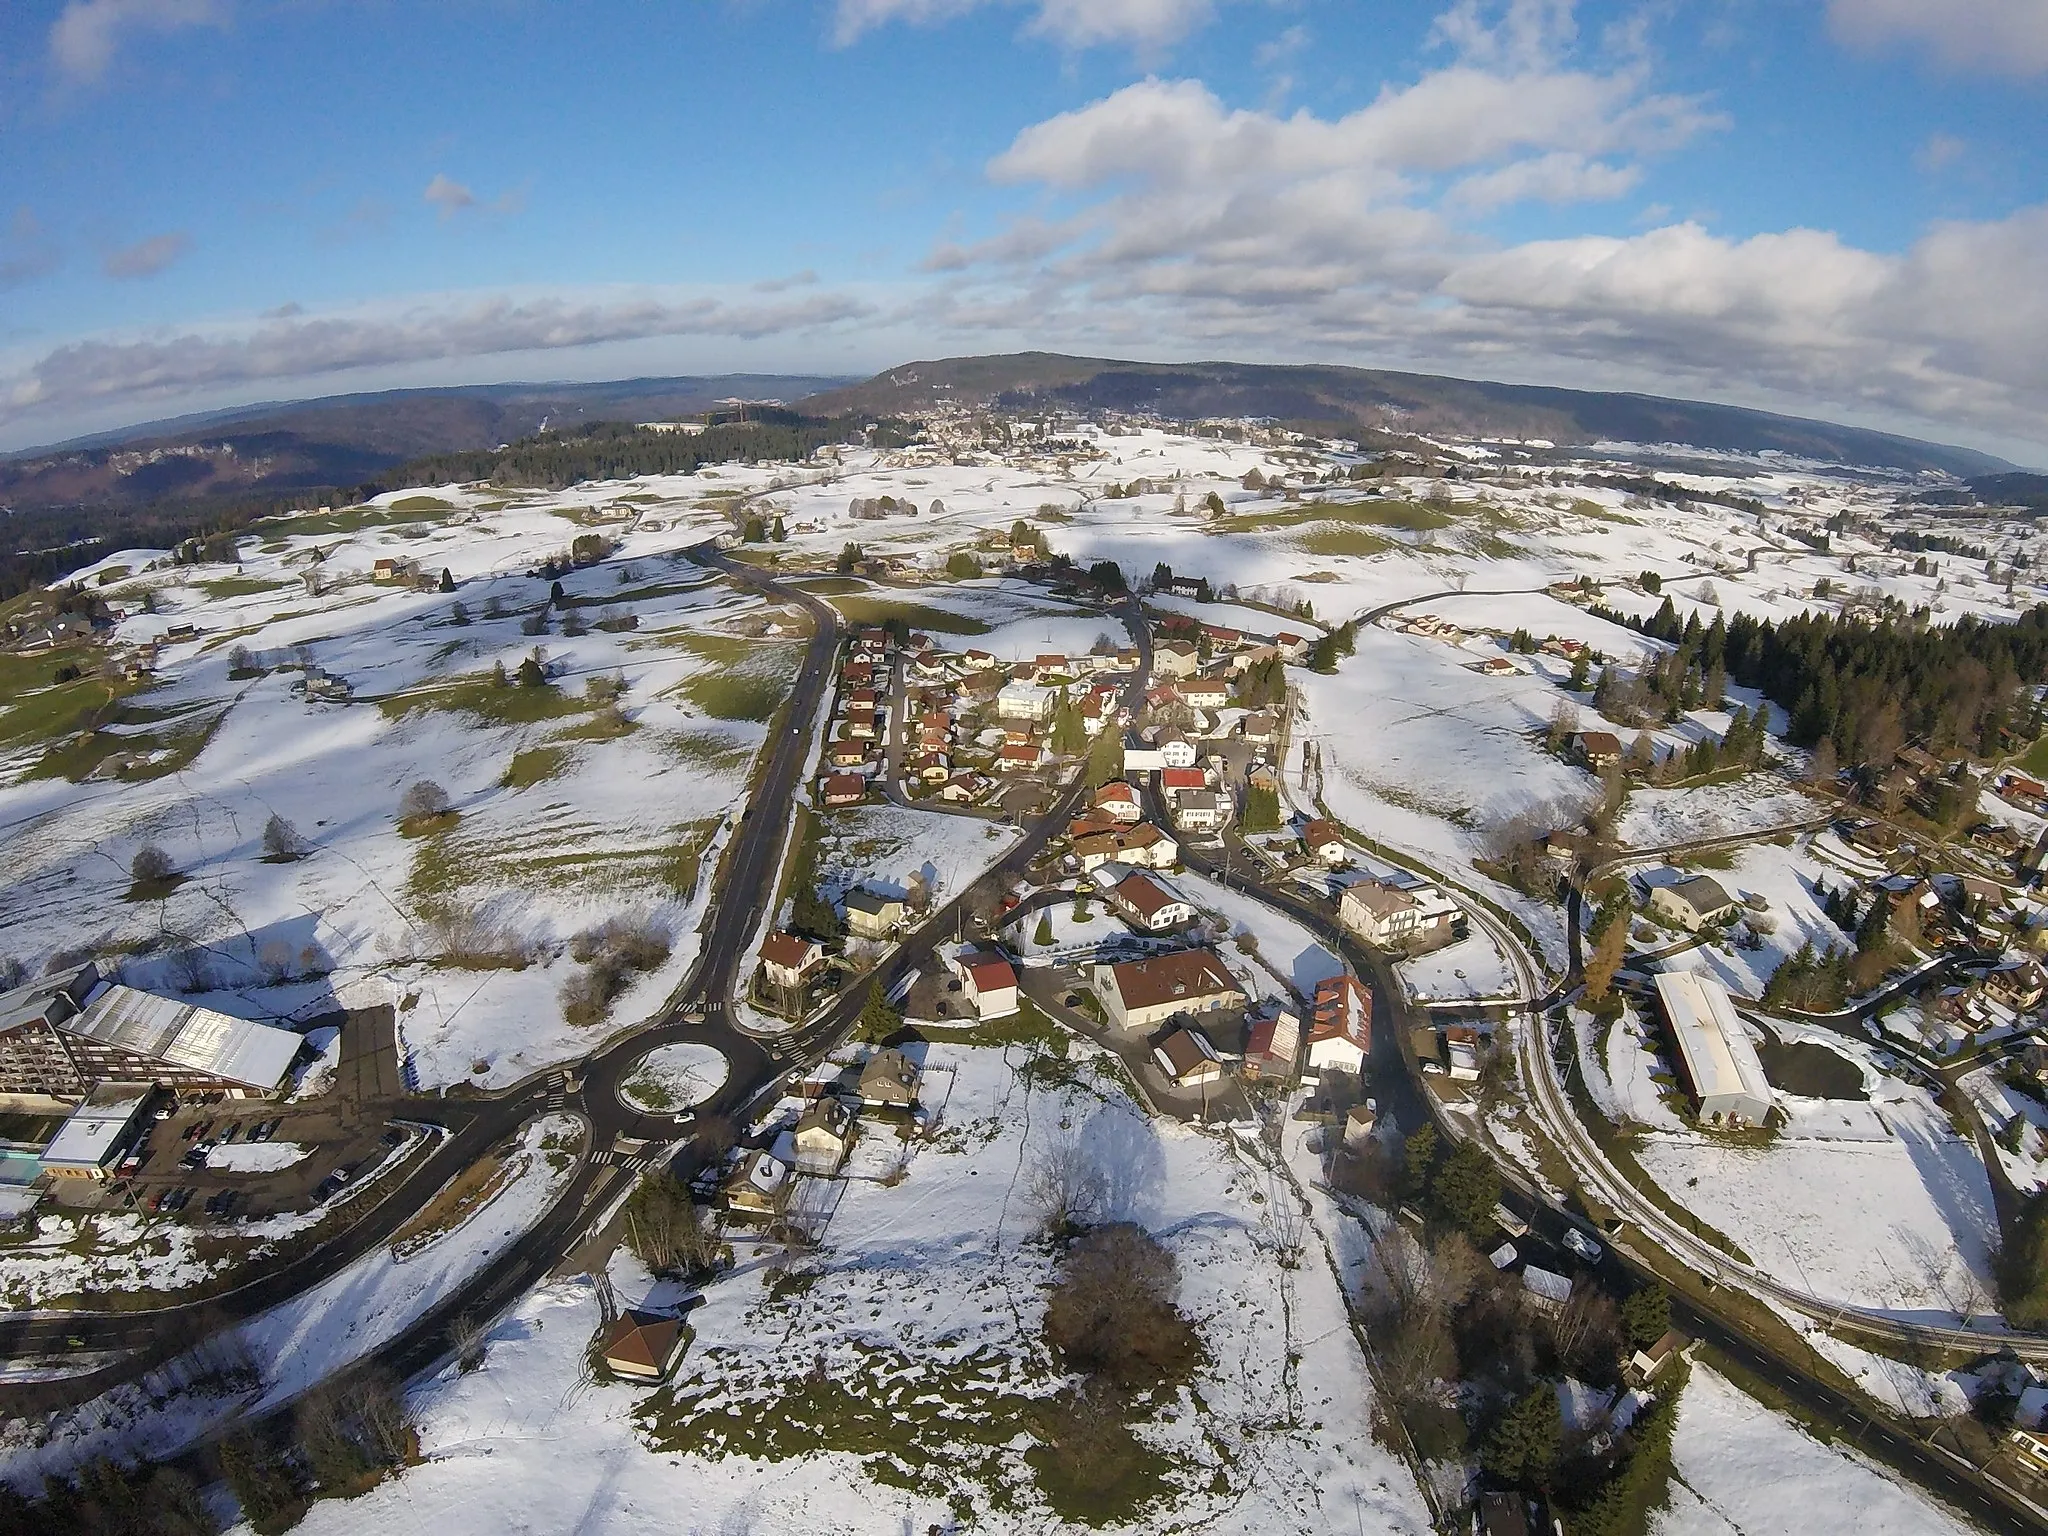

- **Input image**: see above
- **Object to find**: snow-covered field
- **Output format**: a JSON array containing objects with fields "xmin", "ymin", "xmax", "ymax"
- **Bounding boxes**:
[
  {"xmin": 1658, "ymin": 1366, "xmax": 1979, "ymax": 1535},
  {"xmin": 276, "ymin": 1046, "xmax": 1433, "ymax": 1535},
  {"xmin": 1633, "ymin": 1082, "xmax": 2000, "ymax": 1317}
]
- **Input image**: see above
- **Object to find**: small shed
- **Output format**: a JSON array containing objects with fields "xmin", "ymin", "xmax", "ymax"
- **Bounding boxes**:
[{"xmin": 600, "ymin": 1311, "xmax": 688, "ymax": 1382}]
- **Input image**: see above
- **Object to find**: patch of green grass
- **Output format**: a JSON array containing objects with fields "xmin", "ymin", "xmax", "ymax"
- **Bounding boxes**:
[
  {"xmin": 380, "ymin": 673, "xmax": 591, "ymax": 726},
  {"xmin": 661, "ymin": 816, "xmax": 725, "ymax": 897},
  {"xmin": 501, "ymin": 746, "xmax": 571, "ymax": 789},
  {"xmin": 389, "ymin": 494, "xmax": 456, "ymax": 512},
  {"xmin": 1217, "ymin": 498, "xmax": 1454, "ymax": 535},
  {"xmin": 1570, "ymin": 498, "xmax": 1639, "ymax": 525},
  {"xmin": 399, "ymin": 810, "xmax": 462, "ymax": 840},
  {"xmin": 2020, "ymin": 736, "xmax": 2048, "ymax": 778},
  {"xmin": 663, "ymin": 728, "xmax": 754, "ymax": 769},
  {"xmin": 1292, "ymin": 525, "xmax": 1395, "ymax": 559},
  {"xmin": 196, "ymin": 574, "xmax": 285, "ymax": 601},
  {"xmin": 827, "ymin": 596, "xmax": 991, "ymax": 635},
  {"xmin": 794, "ymin": 577, "xmax": 868, "ymax": 595},
  {"xmin": 260, "ymin": 501, "xmax": 449, "ymax": 538},
  {"xmin": 553, "ymin": 709, "xmax": 638, "ymax": 743},
  {"xmin": 676, "ymin": 637, "xmax": 805, "ymax": 722}
]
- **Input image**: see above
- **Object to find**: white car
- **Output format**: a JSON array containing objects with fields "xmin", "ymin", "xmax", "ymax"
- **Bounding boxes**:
[{"xmin": 1561, "ymin": 1227, "xmax": 1603, "ymax": 1264}]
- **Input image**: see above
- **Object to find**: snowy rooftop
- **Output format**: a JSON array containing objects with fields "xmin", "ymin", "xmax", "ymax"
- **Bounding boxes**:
[
  {"xmin": 71, "ymin": 985, "xmax": 303, "ymax": 1091},
  {"xmin": 1652, "ymin": 970, "xmax": 1773, "ymax": 1112}
]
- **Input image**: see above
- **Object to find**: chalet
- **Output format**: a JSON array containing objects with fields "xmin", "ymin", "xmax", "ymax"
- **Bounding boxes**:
[
  {"xmin": 1304, "ymin": 973, "xmax": 1372, "ymax": 1076},
  {"xmin": 1093, "ymin": 781, "xmax": 1142, "ymax": 823},
  {"xmin": 1240, "ymin": 711, "xmax": 1277, "ymax": 746},
  {"xmin": 858, "ymin": 1047, "xmax": 921, "ymax": 1109},
  {"xmin": 1300, "ymin": 819, "xmax": 1346, "ymax": 865},
  {"xmin": 163, "ymin": 622, "xmax": 199, "ymax": 644},
  {"xmin": 1075, "ymin": 822, "xmax": 1178, "ymax": 873},
  {"xmin": 820, "ymin": 773, "xmax": 868, "ymax": 807},
  {"xmin": 961, "ymin": 650, "xmax": 997, "ymax": 670},
  {"xmin": 1475, "ymin": 656, "xmax": 1518, "ymax": 676},
  {"xmin": 845, "ymin": 687, "xmax": 880, "ymax": 710},
  {"xmin": 303, "ymin": 669, "xmax": 353, "ymax": 703},
  {"xmin": 1576, "ymin": 731, "xmax": 1623, "ymax": 772},
  {"xmin": 905, "ymin": 754, "xmax": 950, "ymax": 785},
  {"xmin": 1110, "ymin": 872, "xmax": 1198, "ymax": 932},
  {"xmin": 792, "ymin": 1098, "xmax": 854, "ymax": 1173},
  {"xmin": 1156, "ymin": 730, "xmax": 1198, "ymax": 769},
  {"xmin": 1159, "ymin": 766, "xmax": 1207, "ymax": 797},
  {"xmin": 1648, "ymin": 874, "xmax": 1738, "ymax": 930},
  {"xmin": 844, "ymin": 888, "xmax": 906, "ymax": 940},
  {"xmin": 829, "ymin": 739, "xmax": 871, "ymax": 770},
  {"xmin": 1200, "ymin": 623, "xmax": 1242, "ymax": 649},
  {"xmin": 1627, "ymin": 1330, "xmax": 1690, "ymax": 1388},
  {"xmin": 759, "ymin": 933, "xmax": 824, "ymax": 992},
  {"xmin": 371, "ymin": 558, "xmax": 412, "ymax": 583},
  {"xmin": 936, "ymin": 771, "xmax": 992, "ymax": 804},
  {"xmin": 1033, "ymin": 654, "xmax": 1072, "ymax": 682},
  {"xmin": 1092, "ymin": 948, "xmax": 1245, "ymax": 1031},
  {"xmin": 1173, "ymin": 790, "xmax": 1228, "ymax": 833},
  {"xmin": 959, "ymin": 953, "xmax": 1019, "ymax": 1019},
  {"xmin": 841, "ymin": 710, "xmax": 879, "ymax": 740},
  {"xmin": 1274, "ymin": 632, "xmax": 1308, "ymax": 662},
  {"xmin": 998, "ymin": 741, "xmax": 1046, "ymax": 772},
  {"xmin": 1152, "ymin": 1027, "xmax": 1224, "ymax": 1088},
  {"xmin": 841, "ymin": 661, "xmax": 876, "ymax": 687},
  {"xmin": 600, "ymin": 1312, "xmax": 690, "ymax": 1382},
  {"xmin": 723, "ymin": 1148, "xmax": 792, "ymax": 1214},
  {"xmin": 1243, "ymin": 1004, "xmax": 1300, "ymax": 1077},
  {"xmin": 1181, "ymin": 677, "xmax": 1230, "ymax": 711},
  {"xmin": 1338, "ymin": 878, "xmax": 1458, "ymax": 950},
  {"xmin": 1985, "ymin": 959, "xmax": 2048, "ymax": 1011}
]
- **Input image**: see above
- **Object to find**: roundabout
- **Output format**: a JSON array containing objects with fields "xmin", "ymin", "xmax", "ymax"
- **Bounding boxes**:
[{"xmin": 617, "ymin": 1041, "xmax": 731, "ymax": 1117}]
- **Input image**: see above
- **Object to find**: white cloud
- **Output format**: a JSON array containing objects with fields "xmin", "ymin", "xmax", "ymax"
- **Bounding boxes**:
[
  {"xmin": 423, "ymin": 174, "xmax": 478, "ymax": 215},
  {"xmin": 1829, "ymin": 0, "xmax": 2048, "ymax": 77},
  {"xmin": 927, "ymin": 44, "xmax": 2048, "ymax": 456},
  {"xmin": 0, "ymin": 288, "xmax": 875, "ymax": 426},
  {"xmin": 833, "ymin": 0, "xmax": 1223, "ymax": 50},
  {"xmin": 102, "ymin": 230, "xmax": 190, "ymax": 279},
  {"xmin": 49, "ymin": 0, "xmax": 224, "ymax": 83},
  {"xmin": 1914, "ymin": 132, "xmax": 1967, "ymax": 173}
]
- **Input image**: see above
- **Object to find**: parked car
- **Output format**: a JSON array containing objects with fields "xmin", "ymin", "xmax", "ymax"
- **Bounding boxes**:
[
  {"xmin": 250, "ymin": 1119, "xmax": 280, "ymax": 1143},
  {"xmin": 163, "ymin": 1187, "xmax": 194, "ymax": 1213},
  {"xmin": 379, "ymin": 1129, "xmax": 403, "ymax": 1148},
  {"xmin": 182, "ymin": 1119, "xmax": 212, "ymax": 1142},
  {"xmin": 217, "ymin": 1122, "xmax": 239, "ymax": 1144},
  {"xmin": 1561, "ymin": 1227, "xmax": 1604, "ymax": 1264},
  {"xmin": 204, "ymin": 1190, "xmax": 239, "ymax": 1218}
]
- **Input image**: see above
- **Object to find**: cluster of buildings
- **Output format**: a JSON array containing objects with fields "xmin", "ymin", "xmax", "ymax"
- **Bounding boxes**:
[
  {"xmin": 0, "ymin": 964, "xmax": 309, "ymax": 1196},
  {"xmin": 718, "ymin": 1044, "xmax": 930, "ymax": 1220}
]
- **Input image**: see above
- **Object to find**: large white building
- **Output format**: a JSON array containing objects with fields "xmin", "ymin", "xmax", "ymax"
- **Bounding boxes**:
[
  {"xmin": 1652, "ymin": 970, "xmax": 1774, "ymax": 1128},
  {"xmin": 1338, "ymin": 878, "xmax": 1459, "ymax": 950},
  {"xmin": 996, "ymin": 682, "xmax": 1053, "ymax": 722}
]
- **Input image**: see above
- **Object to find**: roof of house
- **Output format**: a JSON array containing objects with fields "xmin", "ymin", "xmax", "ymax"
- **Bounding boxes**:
[
  {"xmin": 1154, "ymin": 1028, "xmax": 1220, "ymax": 1078},
  {"xmin": 1308, "ymin": 973, "xmax": 1371, "ymax": 1048},
  {"xmin": 760, "ymin": 933, "xmax": 820, "ymax": 972},
  {"xmin": 1101, "ymin": 948, "xmax": 1243, "ymax": 1013},
  {"xmin": 860, "ymin": 1047, "xmax": 920, "ymax": 1095},
  {"xmin": 1160, "ymin": 767, "xmax": 1206, "ymax": 790},
  {"xmin": 796, "ymin": 1098, "xmax": 851, "ymax": 1139},
  {"xmin": 843, "ymin": 888, "xmax": 903, "ymax": 915},
  {"xmin": 965, "ymin": 955, "xmax": 1017, "ymax": 992},
  {"xmin": 1302, "ymin": 818, "xmax": 1343, "ymax": 848},
  {"xmin": 1665, "ymin": 874, "xmax": 1734, "ymax": 915},
  {"xmin": 1579, "ymin": 730, "xmax": 1622, "ymax": 756},
  {"xmin": 68, "ymin": 986, "xmax": 302, "ymax": 1091},
  {"xmin": 602, "ymin": 1311, "xmax": 684, "ymax": 1373},
  {"xmin": 1094, "ymin": 780, "xmax": 1139, "ymax": 804},
  {"xmin": 822, "ymin": 772, "xmax": 867, "ymax": 796},
  {"xmin": 1115, "ymin": 873, "xmax": 1189, "ymax": 924}
]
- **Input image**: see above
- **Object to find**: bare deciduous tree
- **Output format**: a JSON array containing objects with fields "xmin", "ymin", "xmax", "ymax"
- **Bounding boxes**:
[
  {"xmin": 1027, "ymin": 1136, "xmax": 1107, "ymax": 1236},
  {"xmin": 397, "ymin": 780, "xmax": 451, "ymax": 822},
  {"xmin": 262, "ymin": 813, "xmax": 307, "ymax": 860},
  {"xmin": 131, "ymin": 843, "xmax": 175, "ymax": 885}
]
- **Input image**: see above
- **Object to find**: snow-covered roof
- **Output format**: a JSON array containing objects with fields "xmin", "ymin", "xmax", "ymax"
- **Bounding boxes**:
[
  {"xmin": 41, "ymin": 1084, "xmax": 153, "ymax": 1172},
  {"xmin": 1652, "ymin": 970, "xmax": 1773, "ymax": 1115},
  {"xmin": 68, "ymin": 985, "xmax": 303, "ymax": 1091}
]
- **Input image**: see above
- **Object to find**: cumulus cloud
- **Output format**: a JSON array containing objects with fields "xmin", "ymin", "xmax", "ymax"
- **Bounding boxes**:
[
  {"xmin": 1828, "ymin": 0, "xmax": 2048, "ymax": 77},
  {"xmin": 423, "ymin": 174, "xmax": 478, "ymax": 215},
  {"xmin": 0, "ymin": 289, "xmax": 874, "ymax": 425},
  {"xmin": 102, "ymin": 230, "xmax": 190, "ymax": 279},
  {"xmin": 926, "ymin": 18, "xmax": 2048, "ymax": 454},
  {"xmin": 49, "ymin": 0, "xmax": 224, "ymax": 83},
  {"xmin": 834, "ymin": 0, "xmax": 1223, "ymax": 50}
]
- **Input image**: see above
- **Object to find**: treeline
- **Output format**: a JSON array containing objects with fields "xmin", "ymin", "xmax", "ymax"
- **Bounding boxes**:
[
  {"xmin": 1595, "ymin": 596, "xmax": 2048, "ymax": 763},
  {"xmin": 1886, "ymin": 529, "xmax": 1988, "ymax": 560},
  {"xmin": 391, "ymin": 416, "xmax": 898, "ymax": 491},
  {"xmin": 1576, "ymin": 473, "xmax": 1766, "ymax": 517}
]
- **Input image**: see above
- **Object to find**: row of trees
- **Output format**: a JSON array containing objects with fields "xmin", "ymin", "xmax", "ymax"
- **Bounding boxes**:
[{"xmin": 395, "ymin": 416, "xmax": 890, "ymax": 491}]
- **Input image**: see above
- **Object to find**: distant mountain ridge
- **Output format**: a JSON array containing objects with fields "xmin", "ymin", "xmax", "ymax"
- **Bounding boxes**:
[
  {"xmin": 0, "ymin": 375, "xmax": 854, "ymax": 510},
  {"xmin": 806, "ymin": 353, "xmax": 2013, "ymax": 478}
]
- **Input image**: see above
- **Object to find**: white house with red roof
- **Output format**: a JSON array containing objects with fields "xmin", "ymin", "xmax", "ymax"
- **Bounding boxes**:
[
  {"xmin": 1305, "ymin": 973, "xmax": 1372, "ymax": 1076},
  {"xmin": 954, "ymin": 950, "xmax": 1020, "ymax": 1019}
]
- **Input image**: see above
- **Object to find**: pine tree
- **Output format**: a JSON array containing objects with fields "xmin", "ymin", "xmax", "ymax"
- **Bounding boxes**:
[
  {"xmin": 856, "ymin": 982, "xmax": 901, "ymax": 1044},
  {"xmin": 1481, "ymin": 1385, "xmax": 1562, "ymax": 1489},
  {"xmin": 770, "ymin": 515, "xmax": 786, "ymax": 541},
  {"xmin": 1085, "ymin": 728, "xmax": 1124, "ymax": 788},
  {"xmin": 1034, "ymin": 910, "xmax": 1055, "ymax": 947},
  {"xmin": 1241, "ymin": 783, "xmax": 1281, "ymax": 832},
  {"xmin": 1583, "ymin": 901, "xmax": 1629, "ymax": 1002},
  {"xmin": 1622, "ymin": 1283, "xmax": 1670, "ymax": 1349},
  {"xmin": 439, "ymin": 568, "xmax": 455, "ymax": 592}
]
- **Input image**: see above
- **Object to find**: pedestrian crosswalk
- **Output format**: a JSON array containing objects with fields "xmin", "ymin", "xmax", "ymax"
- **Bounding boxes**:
[
  {"xmin": 589, "ymin": 1147, "xmax": 670, "ymax": 1172},
  {"xmin": 544, "ymin": 1071, "xmax": 568, "ymax": 1111}
]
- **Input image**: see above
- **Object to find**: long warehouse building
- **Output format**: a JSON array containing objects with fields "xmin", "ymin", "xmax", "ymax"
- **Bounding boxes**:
[{"xmin": 1652, "ymin": 969, "xmax": 1774, "ymax": 1128}]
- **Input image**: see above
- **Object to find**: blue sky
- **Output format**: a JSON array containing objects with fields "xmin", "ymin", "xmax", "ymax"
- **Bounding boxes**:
[{"xmin": 3, "ymin": 0, "xmax": 2047, "ymax": 462}]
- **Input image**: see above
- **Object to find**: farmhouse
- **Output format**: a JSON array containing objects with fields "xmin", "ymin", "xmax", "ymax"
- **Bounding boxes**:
[
  {"xmin": 792, "ymin": 1098, "xmax": 854, "ymax": 1173},
  {"xmin": 1652, "ymin": 969, "xmax": 1774, "ymax": 1128},
  {"xmin": 1576, "ymin": 731, "xmax": 1623, "ymax": 772},
  {"xmin": 1109, "ymin": 872, "xmax": 1198, "ymax": 932},
  {"xmin": 1093, "ymin": 781, "xmax": 1142, "ymax": 823},
  {"xmin": 1300, "ymin": 819, "xmax": 1346, "ymax": 865},
  {"xmin": 858, "ymin": 1047, "xmax": 921, "ymax": 1109},
  {"xmin": 723, "ymin": 1148, "xmax": 791, "ymax": 1215},
  {"xmin": 1092, "ymin": 948, "xmax": 1245, "ymax": 1032},
  {"xmin": 1649, "ymin": 874, "xmax": 1738, "ymax": 930}
]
